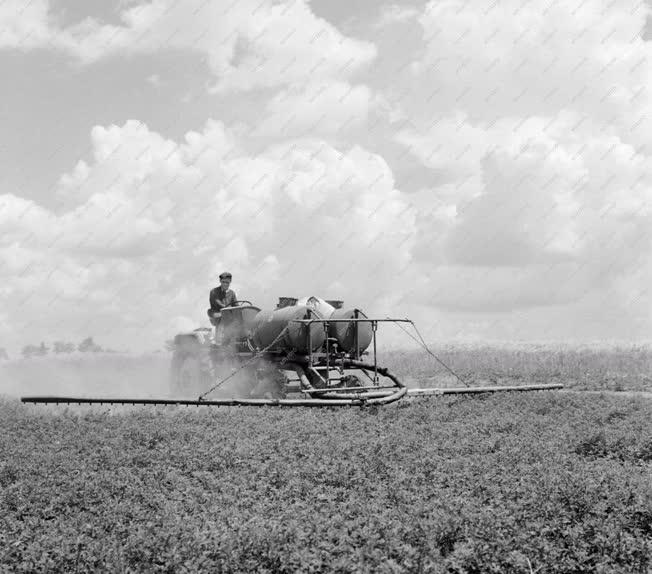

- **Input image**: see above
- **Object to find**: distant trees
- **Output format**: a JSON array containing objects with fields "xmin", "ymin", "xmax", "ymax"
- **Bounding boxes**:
[
  {"xmin": 78, "ymin": 337, "xmax": 103, "ymax": 353},
  {"xmin": 20, "ymin": 345, "xmax": 35, "ymax": 359},
  {"xmin": 21, "ymin": 342, "xmax": 48, "ymax": 358},
  {"xmin": 18, "ymin": 337, "xmax": 108, "ymax": 358},
  {"xmin": 53, "ymin": 341, "xmax": 76, "ymax": 354}
]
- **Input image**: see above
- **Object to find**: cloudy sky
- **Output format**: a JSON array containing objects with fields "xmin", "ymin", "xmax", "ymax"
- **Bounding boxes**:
[{"xmin": 1, "ymin": 0, "xmax": 651, "ymax": 352}]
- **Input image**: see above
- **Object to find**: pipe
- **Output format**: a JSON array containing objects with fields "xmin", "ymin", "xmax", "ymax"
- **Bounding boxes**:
[
  {"xmin": 20, "ymin": 391, "xmax": 407, "ymax": 407},
  {"xmin": 20, "ymin": 361, "xmax": 409, "ymax": 408},
  {"xmin": 407, "ymin": 383, "xmax": 564, "ymax": 396},
  {"xmin": 288, "ymin": 359, "xmax": 406, "ymax": 402},
  {"xmin": 19, "ymin": 382, "xmax": 559, "ymax": 407}
]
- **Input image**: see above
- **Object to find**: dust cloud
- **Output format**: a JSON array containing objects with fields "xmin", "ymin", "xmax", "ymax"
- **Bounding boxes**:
[
  {"xmin": 0, "ymin": 353, "xmax": 172, "ymax": 400},
  {"xmin": 0, "ymin": 352, "xmax": 274, "ymax": 406}
]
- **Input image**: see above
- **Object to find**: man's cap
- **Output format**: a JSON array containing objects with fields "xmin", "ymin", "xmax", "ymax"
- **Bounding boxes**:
[{"xmin": 219, "ymin": 272, "xmax": 232, "ymax": 279}]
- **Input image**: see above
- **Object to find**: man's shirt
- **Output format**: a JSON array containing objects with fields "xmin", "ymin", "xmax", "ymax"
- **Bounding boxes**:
[{"xmin": 209, "ymin": 287, "xmax": 237, "ymax": 312}]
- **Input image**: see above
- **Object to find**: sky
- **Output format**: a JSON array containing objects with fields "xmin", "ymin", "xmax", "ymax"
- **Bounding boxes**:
[{"xmin": 1, "ymin": 0, "xmax": 651, "ymax": 353}]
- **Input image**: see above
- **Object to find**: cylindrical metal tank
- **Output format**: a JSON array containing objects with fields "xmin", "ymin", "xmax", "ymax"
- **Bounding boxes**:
[
  {"xmin": 329, "ymin": 308, "xmax": 373, "ymax": 353},
  {"xmin": 252, "ymin": 306, "xmax": 325, "ymax": 353}
]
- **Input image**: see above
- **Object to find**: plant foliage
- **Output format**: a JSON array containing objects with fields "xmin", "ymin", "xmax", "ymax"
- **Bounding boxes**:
[{"xmin": 0, "ymin": 393, "xmax": 650, "ymax": 572}]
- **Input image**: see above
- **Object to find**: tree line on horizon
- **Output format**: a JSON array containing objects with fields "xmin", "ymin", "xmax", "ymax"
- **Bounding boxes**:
[
  {"xmin": 14, "ymin": 337, "xmax": 108, "ymax": 359},
  {"xmin": 0, "ymin": 337, "xmax": 175, "ymax": 360}
]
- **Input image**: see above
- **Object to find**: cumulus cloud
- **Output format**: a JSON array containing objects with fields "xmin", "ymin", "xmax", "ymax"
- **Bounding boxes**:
[
  {"xmin": 252, "ymin": 81, "xmax": 373, "ymax": 140},
  {"xmin": 0, "ymin": 120, "xmax": 416, "ymax": 350},
  {"xmin": 387, "ymin": 0, "xmax": 652, "ymax": 322},
  {"xmin": 410, "ymin": 0, "xmax": 649, "ymax": 123},
  {"xmin": 0, "ymin": 0, "xmax": 376, "ymax": 92},
  {"xmin": 2, "ymin": 0, "xmax": 652, "ymax": 348},
  {"xmin": 0, "ymin": 0, "xmax": 53, "ymax": 50},
  {"xmin": 209, "ymin": 0, "xmax": 376, "ymax": 93}
]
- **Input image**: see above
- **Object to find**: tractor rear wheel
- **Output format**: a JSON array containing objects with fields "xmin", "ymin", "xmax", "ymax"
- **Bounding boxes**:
[{"xmin": 169, "ymin": 350, "xmax": 212, "ymax": 397}]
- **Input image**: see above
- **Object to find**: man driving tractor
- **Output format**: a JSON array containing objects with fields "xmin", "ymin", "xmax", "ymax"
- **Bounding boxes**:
[{"xmin": 207, "ymin": 272, "xmax": 237, "ymax": 328}]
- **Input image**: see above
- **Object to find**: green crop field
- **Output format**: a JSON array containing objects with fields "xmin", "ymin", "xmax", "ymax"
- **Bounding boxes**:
[
  {"xmin": 1, "ymin": 391, "xmax": 650, "ymax": 573},
  {"xmin": 383, "ymin": 344, "xmax": 652, "ymax": 393}
]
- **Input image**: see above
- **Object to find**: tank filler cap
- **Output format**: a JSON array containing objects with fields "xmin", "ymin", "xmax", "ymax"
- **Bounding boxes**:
[{"xmin": 296, "ymin": 296, "xmax": 335, "ymax": 318}]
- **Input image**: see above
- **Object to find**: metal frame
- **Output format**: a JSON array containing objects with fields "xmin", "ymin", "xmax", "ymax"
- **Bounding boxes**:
[{"xmin": 290, "ymin": 316, "xmax": 411, "ymax": 394}]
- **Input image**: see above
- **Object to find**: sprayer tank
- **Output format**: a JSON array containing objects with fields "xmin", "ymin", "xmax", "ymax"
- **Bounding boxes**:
[
  {"xmin": 328, "ymin": 308, "xmax": 373, "ymax": 353},
  {"xmin": 252, "ymin": 306, "xmax": 326, "ymax": 353}
]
